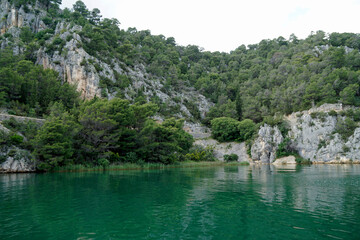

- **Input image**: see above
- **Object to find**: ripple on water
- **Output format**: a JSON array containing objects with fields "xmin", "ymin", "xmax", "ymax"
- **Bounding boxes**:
[{"xmin": 0, "ymin": 166, "xmax": 360, "ymax": 239}]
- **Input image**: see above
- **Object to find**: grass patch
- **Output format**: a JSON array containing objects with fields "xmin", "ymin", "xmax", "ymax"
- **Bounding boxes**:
[{"xmin": 51, "ymin": 161, "xmax": 250, "ymax": 172}]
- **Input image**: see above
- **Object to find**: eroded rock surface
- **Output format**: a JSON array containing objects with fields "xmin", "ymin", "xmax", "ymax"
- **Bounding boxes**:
[
  {"xmin": 251, "ymin": 104, "xmax": 360, "ymax": 163},
  {"xmin": 251, "ymin": 124, "xmax": 283, "ymax": 163}
]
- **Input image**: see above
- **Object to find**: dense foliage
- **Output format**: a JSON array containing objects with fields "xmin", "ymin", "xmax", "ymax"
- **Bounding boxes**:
[
  {"xmin": 211, "ymin": 117, "xmax": 256, "ymax": 142},
  {"xmin": 31, "ymin": 99, "xmax": 194, "ymax": 170},
  {"xmin": 0, "ymin": 49, "xmax": 79, "ymax": 116},
  {"xmin": 2, "ymin": 0, "xmax": 360, "ymax": 169},
  {"xmin": 0, "ymin": 51, "xmax": 195, "ymax": 170},
  {"xmin": 4, "ymin": 1, "xmax": 360, "ymax": 124}
]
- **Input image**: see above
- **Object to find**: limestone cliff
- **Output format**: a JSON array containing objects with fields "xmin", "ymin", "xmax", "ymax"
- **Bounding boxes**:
[
  {"xmin": 0, "ymin": 0, "xmax": 46, "ymax": 35},
  {"xmin": 0, "ymin": 123, "xmax": 35, "ymax": 173},
  {"xmin": 251, "ymin": 104, "xmax": 360, "ymax": 163},
  {"xmin": 250, "ymin": 124, "xmax": 283, "ymax": 163},
  {"xmin": 0, "ymin": 0, "xmax": 213, "ymax": 119}
]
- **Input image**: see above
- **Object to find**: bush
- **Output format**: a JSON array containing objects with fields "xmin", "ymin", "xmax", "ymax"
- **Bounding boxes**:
[
  {"xmin": 276, "ymin": 138, "xmax": 294, "ymax": 158},
  {"xmin": 295, "ymin": 156, "xmax": 311, "ymax": 164},
  {"xmin": 211, "ymin": 117, "xmax": 256, "ymax": 142},
  {"xmin": 0, "ymin": 155, "xmax": 6, "ymax": 164},
  {"xmin": 124, "ymin": 152, "xmax": 138, "ymax": 163},
  {"xmin": 9, "ymin": 134, "xmax": 23, "ymax": 145},
  {"xmin": 237, "ymin": 119, "xmax": 256, "ymax": 141},
  {"xmin": 262, "ymin": 116, "xmax": 289, "ymax": 137},
  {"xmin": 334, "ymin": 117, "xmax": 358, "ymax": 140},
  {"xmin": 184, "ymin": 145, "xmax": 216, "ymax": 162},
  {"xmin": 211, "ymin": 117, "xmax": 239, "ymax": 142},
  {"xmin": 328, "ymin": 110, "xmax": 337, "ymax": 117},
  {"xmin": 224, "ymin": 153, "xmax": 239, "ymax": 162},
  {"xmin": 97, "ymin": 158, "xmax": 110, "ymax": 167}
]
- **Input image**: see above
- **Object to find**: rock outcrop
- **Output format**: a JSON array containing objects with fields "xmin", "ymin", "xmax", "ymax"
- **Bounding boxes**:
[
  {"xmin": 285, "ymin": 103, "xmax": 360, "ymax": 162},
  {"xmin": 194, "ymin": 139, "xmax": 251, "ymax": 162},
  {"xmin": 0, "ymin": 0, "xmax": 213, "ymax": 119},
  {"xmin": 0, "ymin": 0, "xmax": 46, "ymax": 35},
  {"xmin": 186, "ymin": 123, "xmax": 251, "ymax": 162},
  {"xmin": 251, "ymin": 124, "xmax": 283, "ymax": 163},
  {"xmin": 0, "ymin": 147, "xmax": 35, "ymax": 173},
  {"xmin": 251, "ymin": 104, "xmax": 360, "ymax": 163},
  {"xmin": 272, "ymin": 156, "xmax": 296, "ymax": 165},
  {"xmin": 0, "ymin": 123, "xmax": 35, "ymax": 173}
]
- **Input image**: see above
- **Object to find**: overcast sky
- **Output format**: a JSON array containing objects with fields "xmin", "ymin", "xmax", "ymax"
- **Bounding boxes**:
[{"xmin": 61, "ymin": 0, "xmax": 360, "ymax": 53}]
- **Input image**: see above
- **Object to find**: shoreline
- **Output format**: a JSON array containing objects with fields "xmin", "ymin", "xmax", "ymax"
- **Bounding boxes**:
[
  {"xmin": 2, "ymin": 160, "xmax": 360, "ymax": 174},
  {"xmin": 0, "ymin": 161, "xmax": 250, "ymax": 174}
]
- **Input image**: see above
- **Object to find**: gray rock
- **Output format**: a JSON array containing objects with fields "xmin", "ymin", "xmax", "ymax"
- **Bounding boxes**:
[
  {"xmin": 1, "ymin": 148, "xmax": 35, "ymax": 173},
  {"xmin": 251, "ymin": 104, "xmax": 360, "ymax": 163},
  {"xmin": 0, "ymin": 0, "xmax": 213, "ymax": 120},
  {"xmin": 272, "ymin": 156, "xmax": 296, "ymax": 165},
  {"xmin": 251, "ymin": 124, "xmax": 283, "ymax": 163},
  {"xmin": 194, "ymin": 139, "xmax": 251, "ymax": 162}
]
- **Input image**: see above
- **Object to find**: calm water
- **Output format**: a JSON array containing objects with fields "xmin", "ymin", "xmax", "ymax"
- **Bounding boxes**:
[{"xmin": 1, "ymin": 165, "xmax": 360, "ymax": 240}]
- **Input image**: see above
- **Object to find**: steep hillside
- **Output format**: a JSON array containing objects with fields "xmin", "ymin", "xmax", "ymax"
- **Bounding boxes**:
[
  {"xmin": 1, "ymin": 0, "xmax": 360, "ymax": 171},
  {"xmin": 1, "ymin": 0, "xmax": 359, "ymax": 123},
  {"xmin": 0, "ymin": 0, "xmax": 212, "ymax": 121}
]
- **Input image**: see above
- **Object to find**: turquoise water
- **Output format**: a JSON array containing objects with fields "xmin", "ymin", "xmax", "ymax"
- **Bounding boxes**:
[{"xmin": 1, "ymin": 165, "xmax": 360, "ymax": 239}]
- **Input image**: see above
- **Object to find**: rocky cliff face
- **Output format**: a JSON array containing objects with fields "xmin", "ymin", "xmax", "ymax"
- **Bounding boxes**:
[
  {"xmin": 0, "ymin": 0, "xmax": 46, "ymax": 35},
  {"xmin": 0, "ymin": 123, "xmax": 35, "ymax": 173},
  {"xmin": 251, "ymin": 124, "xmax": 283, "ymax": 163},
  {"xmin": 0, "ymin": 0, "xmax": 213, "ymax": 119},
  {"xmin": 286, "ymin": 104, "xmax": 360, "ymax": 163},
  {"xmin": 251, "ymin": 104, "xmax": 360, "ymax": 163}
]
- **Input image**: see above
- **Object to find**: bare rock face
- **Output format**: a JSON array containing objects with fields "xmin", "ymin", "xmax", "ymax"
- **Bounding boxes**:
[
  {"xmin": 0, "ymin": 0, "xmax": 213, "ymax": 119},
  {"xmin": 272, "ymin": 156, "xmax": 296, "ymax": 165},
  {"xmin": 194, "ymin": 139, "xmax": 251, "ymax": 162},
  {"xmin": 251, "ymin": 124, "xmax": 283, "ymax": 163},
  {"xmin": 0, "ymin": 148, "xmax": 35, "ymax": 172},
  {"xmin": 285, "ymin": 104, "xmax": 360, "ymax": 162},
  {"xmin": 36, "ymin": 27, "xmax": 103, "ymax": 99},
  {"xmin": 0, "ymin": 0, "xmax": 46, "ymax": 34},
  {"xmin": 251, "ymin": 104, "xmax": 360, "ymax": 163},
  {"xmin": 0, "ymin": 123, "xmax": 36, "ymax": 173}
]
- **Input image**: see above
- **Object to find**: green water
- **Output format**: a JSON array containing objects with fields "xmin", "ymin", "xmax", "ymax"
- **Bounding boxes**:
[{"xmin": 1, "ymin": 165, "xmax": 360, "ymax": 240}]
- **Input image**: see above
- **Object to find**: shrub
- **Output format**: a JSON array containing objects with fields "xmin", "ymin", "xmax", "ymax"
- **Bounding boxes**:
[
  {"xmin": 334, "ymin": 117, "xmax": 357, "ymax": 140},
  {"xmin": 211, "ymin": 117, "xmax": 256, "ymax": 142},
  {"xmin": 0, "ymin": 155, "xmax": 6, "ymax": 164},
  {"xmin": 211, "ymin": 117, "xmax": 239, "ymax": 142},
  {"xmin": 295, "ymin": 156, "xmax": 311, "ymax": 164},
  {"xmin": 9, "ymin": 134, "xmax": 24, "ymax": 145},
  {"xmin": 237, "ymin": 119, "xmax": 256, "ymax": 141},
  {"xmin": 328, "ymin": 110, "xmax": 337, "ymax": 117},
  {"xmin": 97, "ymin": 158, "xmax": 110, "ymax": 167},
  {"xmin": 185, "ymin": 145, "xmax": 216, "ymax": 162},
  {"xmin": 262, "ymin": 116, "xmax": 289, "ymax": 137},
  {"xmin": 124, "ymin": 152, "xmax": 138, "ymax": 163},
  {"xmin": 224, "ymin": 153, "xmax": 239, "ymax": 162},
  {"xmin": 276, "ymin": 138, "xmax": 294, "ymax": 158},
  {"xmin": 52, "ymin": 37, "xmax": 64, "ymax": 45}
]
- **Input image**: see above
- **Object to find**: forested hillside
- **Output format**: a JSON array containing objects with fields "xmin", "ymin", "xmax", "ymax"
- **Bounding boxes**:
[
  {"xmin": 1, "ymin": 0, "xmax": 360, "ymax": 122},
  {"xmin": 1, "ymin": 0, "xmax": 360, "ymax": 170}
]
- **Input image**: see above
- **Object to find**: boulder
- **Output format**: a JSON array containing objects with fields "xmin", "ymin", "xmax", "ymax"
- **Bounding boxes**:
[{"xmin": 272, "ymin": 156, "xmax": 296, "ymax": 165}]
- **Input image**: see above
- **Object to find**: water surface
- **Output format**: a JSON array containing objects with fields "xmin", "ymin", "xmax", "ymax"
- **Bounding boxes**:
[{"xmin": 1, "ymin": 165, "xmax": 360, "ymax": 239}]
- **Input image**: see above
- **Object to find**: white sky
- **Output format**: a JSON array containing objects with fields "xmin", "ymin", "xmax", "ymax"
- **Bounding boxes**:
[{"xmin": 61, "ymin": 0, "xmax": 360, "ymax": 53}]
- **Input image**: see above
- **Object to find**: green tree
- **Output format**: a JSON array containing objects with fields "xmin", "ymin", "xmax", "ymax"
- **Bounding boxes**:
[
  {"xmin": 340, "ymin": 84, "xmax": 359, "ymax": 105},
  {"xmin": 137, "ymin": 118, "xmax": 193, "ymax": 164},
  {"xmin": 211, "ymin": 117, "xmax": 239, "ymax": 142},
  {"xmin": 33, "ymin": 103, "xmax": 78, "ymax": 170},
  {"xmin": 237, "ymin": 119, "xmax": 256, "ymax": 141}
]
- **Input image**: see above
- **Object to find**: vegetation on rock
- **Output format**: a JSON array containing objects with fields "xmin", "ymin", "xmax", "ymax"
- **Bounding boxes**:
[{"xmin": 1, "ymin": 0, "xmax": 360, "ymax": 169}]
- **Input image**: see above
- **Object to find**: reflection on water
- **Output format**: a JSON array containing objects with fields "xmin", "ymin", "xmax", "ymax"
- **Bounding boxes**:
[{"xmin": 1, "ymin": 165, "xmax": 360, "ymax": 239}]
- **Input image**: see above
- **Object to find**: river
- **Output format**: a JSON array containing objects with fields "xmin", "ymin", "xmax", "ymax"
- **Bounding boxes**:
[{"xmin": 1, "ymin": 165, "xmax": 359, "ymax": 239}]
